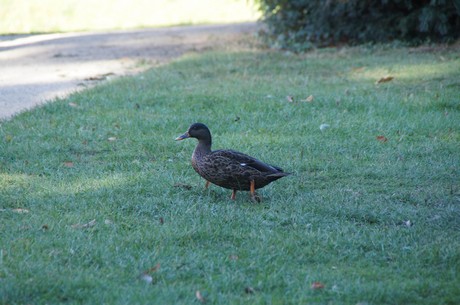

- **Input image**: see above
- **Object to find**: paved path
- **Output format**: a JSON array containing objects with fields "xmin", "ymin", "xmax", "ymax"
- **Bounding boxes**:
[{"xmin": 0, "ymin": 23, "xmax": 257, "ymax": 120}]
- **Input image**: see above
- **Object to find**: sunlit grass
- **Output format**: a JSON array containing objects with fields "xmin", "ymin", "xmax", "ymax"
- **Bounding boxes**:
[
  {"xmin": 349, "ymin": 61, "xmax": 459, "ymax": 83},
  {"xmin": 0, "ymin": 0, "xmax": 260, "ymax": 34}
]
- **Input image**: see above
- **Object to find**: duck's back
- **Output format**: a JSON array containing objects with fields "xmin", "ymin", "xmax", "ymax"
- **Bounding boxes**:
[{"xmin": 192, "ymin": 149, "xmax": 289, "ymax": 191}]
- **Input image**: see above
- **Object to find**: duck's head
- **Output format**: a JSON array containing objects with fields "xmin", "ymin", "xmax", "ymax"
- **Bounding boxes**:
[{"xmin": 175, "ymin": 123, "xmax": 211, "ymax": 142}]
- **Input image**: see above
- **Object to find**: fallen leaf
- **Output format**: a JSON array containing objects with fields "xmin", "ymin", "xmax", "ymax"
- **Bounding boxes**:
[
  {"xmin": 376, "ymin": 135, "xmax": 388, "ymax": 142},
  {"xmin": 174, "ymin": 183, "xmax": 192, "ymax": 190},
  {"xmin": 139, "ymin": 264, "xmax": 160, "ymax": 284},
  {"xmin": 375, "ymin": 76, "xmax": 394, "ymax": 84},
  {"xmin": 63, "ymin": 161, "xmax": 74, "ymax": 167},
  {"xmin": 72, "ymin": 219, "xmax": 96, "ymax": 229},
  {"xmin": 108, "ymin": 137, "xmax": 117, "ymax": 142},
  {"xmin": 85, "ymin": 72, "xmax": 115, "ymax": 81},
  {"xmin": 286, "ymin": 95, "xmax": 294, "ymax": 103},
  {"xmin": 196, "ymin": 290, "xmax": 206, "ymax": 303},
  {"xmin": 306, "ymin": 95, "xmax": 314, "ymax": 102},
  {"xmin": 86, "ymin": 77, "xmax": 102, "ymax": 81},
  {"xmin": 311, "ymin": 282, "xmax": 325, "ymax": 290},
  {"xmin": 144, "ymin": 264, "xmax": 161, "ymax": 274},
  {"xmin": 229, "ymin": 254, "xmax": 239, "ymax": 260}
]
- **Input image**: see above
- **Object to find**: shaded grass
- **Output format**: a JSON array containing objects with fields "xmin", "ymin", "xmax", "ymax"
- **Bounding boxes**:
[{"xmin": 1, "ymin": 45, "xmax": 459, "ymax": 304}]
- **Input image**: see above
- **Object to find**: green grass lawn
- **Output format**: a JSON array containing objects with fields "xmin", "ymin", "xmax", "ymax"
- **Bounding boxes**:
[{"xmin": 1, "ymin": 43, "xmax": 459, "ymax": 304}]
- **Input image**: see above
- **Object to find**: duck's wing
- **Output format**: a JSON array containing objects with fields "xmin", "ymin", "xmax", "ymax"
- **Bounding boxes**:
[{"xmin": 210, "ymin": 149, "xmax": 284, "ymax": 173}]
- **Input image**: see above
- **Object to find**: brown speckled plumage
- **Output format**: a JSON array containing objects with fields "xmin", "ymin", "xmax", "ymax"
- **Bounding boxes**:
[{"xmin": 176, "ymin": 123, "xmax": 290, "ymax": 201}]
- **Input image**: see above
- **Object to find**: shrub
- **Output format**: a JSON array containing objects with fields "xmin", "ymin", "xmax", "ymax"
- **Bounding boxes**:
[{"xmin": 257, "ymin": 0, "xmax": 460, "ymax": 50}]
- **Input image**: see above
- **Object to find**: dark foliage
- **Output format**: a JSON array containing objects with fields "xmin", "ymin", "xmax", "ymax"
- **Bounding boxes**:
[{"xmin": 257, "ymin": 0, "xmax": 460, "ymax": 50}]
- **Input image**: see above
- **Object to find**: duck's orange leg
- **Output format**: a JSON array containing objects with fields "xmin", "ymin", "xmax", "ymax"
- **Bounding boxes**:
[
  {"xmin": 250, "ymin": 180, "xmax": 261, "ymax": 203},
  {"xmin": 231, "ymin": 189, "xmax": 237, "ymax": 200},
  {"xmin": 205, "ymin": 180, "xmax": 210, "ymax": 189}
]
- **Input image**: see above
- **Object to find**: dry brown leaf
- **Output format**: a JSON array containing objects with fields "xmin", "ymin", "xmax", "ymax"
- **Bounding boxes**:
[
  {"xmin": 72, "ymin": 219, "xmax": 96, "ymax": 229},
  {"xmin": 229, "ymin": 254, "xmax": 239, "ymax": 260},
  {"xmin": 306, "ymin": 95, "xmax": 314, "ymax": 102},
  {"xmin": 196, "ymin": 290, "xmax": 206, "ymax": 303},
  {"xmin": 311, "ymin": 282, "xmax": 325, "ymax": 290},
  {"xmin": 85, "ymin": 72, "xmax": 115, "ymax": 81},
  {"xmin": 139, "ymin": 263, "xmax": 160, "ymax": 284},
  {"xmin": 144, "ymin": 264, "xmax": 161, "ymax": 274},
  {"xmin": 63, "ymin": 161, "xmax": 74, "ymax": 167},
  {"xmin": 173, "ymin": 183, "xmax": 192, "ymax": 190},
  {"xmin": 375, "ymin": 76, "xmax": 394, "ymax": 84},
  {"xmin": 376, "ymin": 135, "xmax": 388, "ymax": 142}
]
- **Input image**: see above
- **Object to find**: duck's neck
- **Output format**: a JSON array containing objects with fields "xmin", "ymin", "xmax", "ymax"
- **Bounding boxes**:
[{"xmin": 193, "ymin": 138, "xmax": 212, "ymax": 158}]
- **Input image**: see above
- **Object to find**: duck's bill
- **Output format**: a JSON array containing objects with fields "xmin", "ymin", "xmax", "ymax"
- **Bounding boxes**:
[{"xmin": 175, "ymin": 132, "xmax": 190, "ymax": 141}]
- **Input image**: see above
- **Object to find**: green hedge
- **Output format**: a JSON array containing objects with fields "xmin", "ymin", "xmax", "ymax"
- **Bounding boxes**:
[{"xmin": 257, "ymin": 0, "xmax": 460, "ymax": 50}]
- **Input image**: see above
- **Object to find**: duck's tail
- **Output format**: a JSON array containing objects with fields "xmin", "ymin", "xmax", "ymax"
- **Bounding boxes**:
[{"xmin": 267, "ymin": 171, "xmax": 291, "ymax": 179}]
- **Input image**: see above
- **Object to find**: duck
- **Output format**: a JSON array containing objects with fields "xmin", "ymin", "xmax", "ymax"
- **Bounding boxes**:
[{"xmin": 175, "ymin": 123, "xmax": 290, "ymax": 202}]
